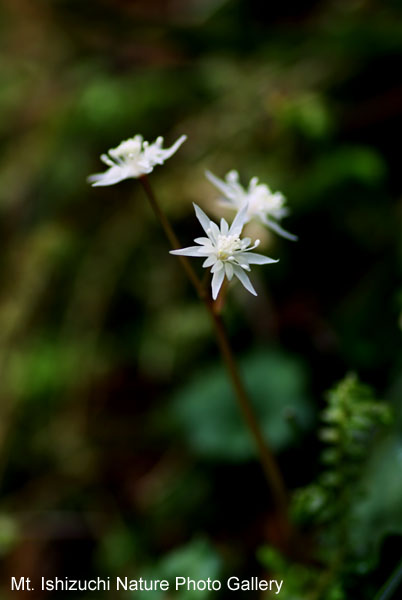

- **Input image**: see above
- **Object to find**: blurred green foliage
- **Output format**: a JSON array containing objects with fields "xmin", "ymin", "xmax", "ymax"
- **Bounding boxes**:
[
  {"xmin": 293, "ymin": 374, "xmax": 390, "ymax": 531},
  {"xmin": 172, "ymin": 349, "xmax": 314, "ymax": 460},
  {"xmin": 262, "ymin": 375, "xmax": 393, "ymax": 599},
  {"xmin": 135, "ymin": 538, "xmax": 222, "ymax": 600}
]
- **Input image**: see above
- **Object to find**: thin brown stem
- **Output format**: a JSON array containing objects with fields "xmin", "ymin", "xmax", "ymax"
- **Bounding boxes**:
[
  {"xmin": 140, "ymin": 175, "xmax": 291, "ymax": 538},
  {"xmin": 209, "ymin": 309, "xmax": 288, "ymax": 508},
  {"xmin": 140, "ymin": 175, "xmax": 206, "ymax": 299}
]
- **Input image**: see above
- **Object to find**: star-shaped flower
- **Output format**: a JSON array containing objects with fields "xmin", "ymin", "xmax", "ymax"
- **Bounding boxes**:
[
  {"xmin": 206, "ymin": 169, "xmax": 297, "ymax": 241},
  {"xmin": 170, "ymin": 203, "xmax": 278, "ymax": 300},
  {"xmin": 88, "ymin": 134, "xmax": 187, "ymax": 186}
]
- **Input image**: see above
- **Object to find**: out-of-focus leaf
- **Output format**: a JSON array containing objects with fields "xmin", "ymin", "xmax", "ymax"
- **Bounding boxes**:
[
  {"xmin": 7, "ymin": 338, "xmax": 107, "ymax": 403},
  {"xmin": 97, "ymin": 524, "xmax": 141, "ymax": 572},
  {"xmin": 0, "ymin": 514, "xmax": 19, "ymax": 556},
  {"xmin": 171, "ymin": 349, "xmax": 314, "ymax": 460},
  {"xmin": 276, "ymin": 93, "xmax": 334, "ymax": 140},
  {"xmin": 349, "ymin": 433, "xmax": 402, "ymax": 570},
  {"xmin": 135, "ymin": 538, "xmax": 222, "ymax": 600},
  {"xmin": 296, "ymin": 146, "xmax": 386, "ymax": 206},
  {"xmin": 257, "ymin": 545, "xmax": 346, "ymax": 600}
]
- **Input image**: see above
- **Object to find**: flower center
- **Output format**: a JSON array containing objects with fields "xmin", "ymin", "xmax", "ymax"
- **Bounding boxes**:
[
  {"xmin": 114, "ymin": 140, "xmax": 142, "ymax": 163},
  {"xmin": 248, "ymin": 189, "xmax": 284, "ymax": 216},
  {"xmin": 216, "ymin": 234, "xmax": 246, "ymax": 259}
]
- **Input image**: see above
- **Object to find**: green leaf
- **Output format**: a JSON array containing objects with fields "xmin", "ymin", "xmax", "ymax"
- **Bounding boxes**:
[
  {"xmin": 349, "ymin": 433, "xmax": 402, "ymax": 567},
  {"xmin": 171, "ymin": 349, "xmax": 314, "ymax": 461},
  {"xmin": 135, "ymin": 538, "xmax": 222, "ymax": 600}
]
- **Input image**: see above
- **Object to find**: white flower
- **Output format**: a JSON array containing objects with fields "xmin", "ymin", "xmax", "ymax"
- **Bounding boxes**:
[
  {"xmin": 170, "ymin": 203, "xmax": 278, "ymax": 300},
  {"xmin": 88, "ymin": 134, "xmax": 187, "ymax": 186},
  {"xmin": 205, "ymin": 169, "xmax": 297, "ymax": 241}
]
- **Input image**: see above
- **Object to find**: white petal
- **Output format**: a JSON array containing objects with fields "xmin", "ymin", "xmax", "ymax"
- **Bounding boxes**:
[
  {"xmin": 205, "ymin": 170, "xmax": 234, "ymax": 198},
  {"xmin": 249, "ymin": 176, "xmax": 259, "ymax": 189},
  {"xmin": 240, "ymin": 252, "xmax": 279, "ymax": 265},
  {"xmin": 208, "ymin": 221, "xmax": 221, "ymax": 242},
  {"xmin": 227, "ymin": 170, "xmax": 240, "ymax": 183},
  {"xmin": 225, "ymin": 262, "xmax": 234, "ymax": 280},
  {"xmin": 211, "ymin": 260, "xmax": 224, "ymax": 273},
  {"xmin": 160, "ymin": 134, "xmax": 187, "ymax": 160},
  {"xmin": 100, "ymin": 154, "xmax": 117, "ymax": 168},
  {"xmin": 233, "ymin": 265, "xmax": 257, "ymax": 296},
  {"xmin": 211, "ymin": 269, "xmax": 225, "ymax": 300},
  {"xmin": 197, "ymin": 247, "xmax": 216, "ymax": 256},
  {"xmin": 170, "ymin": 246, "xmax": 203, "ymax": 257},
  {"xmin": 202, "ymin": 256, "xmax": 216, "ymax": 268},
  {"xmin": 193, "ymin": 204, "xmax": 212, "ymax": 235},
  {"xmin": 220, "ymin": 218, "xmax": 229, "ymax": 235},
  {"xmin": 219, "ymin": 198, "xmax": 238, "ymax": 211},
  {"xmin": 88, "ymin": 166, "xmax": 132, "ymax": 186},
  {"xmin": 262, "ymin": 217, "xmax": 298, "ymax": 241},
  {"xmin": 194, "ymin": 237, "xmax": 211, "ymax": 245},
  {"xmin": 229, "ymin": 201, "xmax": 249, "ymax": 235},
  {"xmin": 142, "ymin": 134, "xmax": 187, "ymax": 167}
]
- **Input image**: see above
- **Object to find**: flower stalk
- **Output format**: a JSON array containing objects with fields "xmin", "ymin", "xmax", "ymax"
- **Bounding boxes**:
[{"xmin": 140, "ymin": 175, "xmax": 291, "ymax": 540}]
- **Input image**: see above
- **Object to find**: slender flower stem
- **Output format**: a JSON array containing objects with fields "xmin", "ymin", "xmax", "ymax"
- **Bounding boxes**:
[
  {"xmin": 140, "ymin": 176, "xmax": 205, "ymax": 299},
  {"xmin": 140, "ymin": 176, "xmax": 290, "ymax": 536},
  {"xmin": 374, "ymin": 558, "xmax": 402, "ymax": 600}
]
